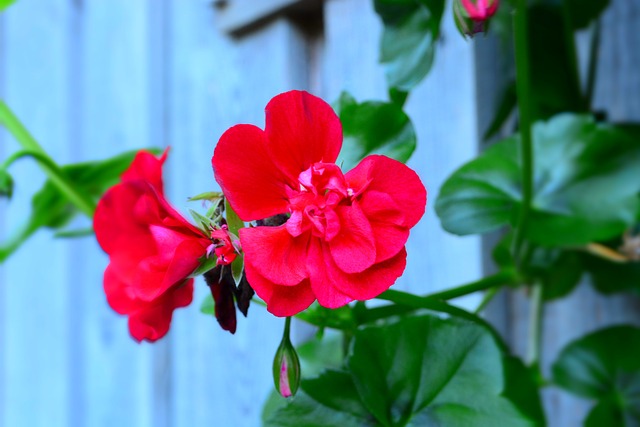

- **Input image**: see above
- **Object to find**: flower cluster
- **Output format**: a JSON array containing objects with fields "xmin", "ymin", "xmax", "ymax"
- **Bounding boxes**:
[{"xmin": 96, "ymin": 90, "xmax": 426, "ymax": 340}]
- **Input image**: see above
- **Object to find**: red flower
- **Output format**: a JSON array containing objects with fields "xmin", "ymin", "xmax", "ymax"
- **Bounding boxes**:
[
  {"xmin": 94, "ymin": 150, "xmax": 211, "ymax": 342},
  {"xmin": 212, "ymin": 91, "xmax": 426, "ymax": 316},
  {"xmin": 454, "ymin": 0, "xmax": 499, "ymax": 37}
]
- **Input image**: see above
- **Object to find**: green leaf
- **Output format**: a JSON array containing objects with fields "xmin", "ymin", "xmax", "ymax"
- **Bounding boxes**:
[
  {"xmin": 527, "ymin": 4, "xmax": 585, "ymax": 120},
  {"xmin": 334, "ymin": 92, "xmax": 417, "ymax": 171},
  {"xmin": 502, "ymin": 357, "xmax": 547, "ymax": 426},
  {"xmin": 527, "ymin": 249, "xmax": 583, "ymax": 300},
  {"xmin": 187, "ymin": 190, "xmax": 223, "ymax": 202},
  {"xmin": 583, "ymin": 254, "xmax": 640, "ymax": 295},
  {"xmin": 295, "ymin": 302, "xmax": 357, "ymax": 332},
  {"xmin": 374, "ymin": 0, "xmax": 445, "ymax": 92},
  {"xmin": 0, "ymin": 0, "xmax": 16, "ymax": 12},
  {"xmin": 552, "ymin": 325, "xmax": 640, "ymax": 426},
  {"xmin": 0, "ymin": 149, "xmax": 160, "ymax": 262},
  {"xmin": 566, "ymin": 0, "xmax": 610, "ymax": 30},
  {"xmin": 270, "ymin": 315, "xmax": 539, "ymax": 426},
  {"xmin": 348, "ymin": 315, "xmax": 536, "ymax": 426},
  {"xmin": 200, "ymin": 293, "xmax": 215, "ymax": 315},
  {"xmin": 190, "ymin": 255, "xmax": 218, "ymax": 278},
  {"xmin": 0, "ymin": 169, "xmax": 14, "ymax": 199},
  {"xmin": 436, "ymin": 114, "xmax": 640, "ymax": 246}
]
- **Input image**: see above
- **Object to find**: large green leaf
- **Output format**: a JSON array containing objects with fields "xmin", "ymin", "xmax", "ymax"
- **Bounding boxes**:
[
  {"xmin": 583, "ymin": 254, "xmax": 640, "ymax": 295},
  {"xmin": 436, "ymin": 114, "xmax": 640, "ymax": 246},
  {"xmin": 374, "ymin": 0, "xmax": 445, "ymax": 92},
  {"xmin": 335, "ymin": 92, "xmax": 417, "ymax": 171},
  {"xmin": 266, "ymin": 315, "xmax": 540, "ymax": 427},
  {"xmin": 0, "ymin": 149, "xmax": 159, "ymax": 261},
  {"xmin": 552, "ymin": 326, "xmax": 640, "ymax": 426}
]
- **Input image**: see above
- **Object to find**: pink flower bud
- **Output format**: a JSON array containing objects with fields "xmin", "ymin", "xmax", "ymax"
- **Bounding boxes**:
[
  {"xmin": 272, "ymin": 319, "xmax": 301, "ymax": 398},
  {"xmin": 454, "ymin": 0, "xmax": 499, "ymax": 38}
]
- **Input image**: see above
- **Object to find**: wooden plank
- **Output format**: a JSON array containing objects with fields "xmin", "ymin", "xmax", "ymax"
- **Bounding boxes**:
[
  {"xmin": 215, "ymin": 0, "xmax": 320, "ymax": 35},
  {"xmin": 0, "ymin": 1, "xmax": 74, "ymax": 426},
  {"xmin": 166, "ymin": 1, "xmax": 309, "ymax": 425},
  {"xmin": 75, "ymin": 1, "xmax": 162, "ymax": 425},
  {"xmin": 323, "ymin": 0, "xmax": 482, "ymax": 309}
]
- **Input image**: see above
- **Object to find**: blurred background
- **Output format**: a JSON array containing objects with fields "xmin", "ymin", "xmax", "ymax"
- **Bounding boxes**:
[{"xmin": 0, "ymin": 0, "xmax": 638, "ymax": 426}]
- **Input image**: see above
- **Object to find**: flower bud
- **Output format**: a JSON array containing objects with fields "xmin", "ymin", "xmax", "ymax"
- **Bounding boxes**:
[
  {"xmin": 454, "ymin": 0, "xmax": 499, "ymax": 38},
  {"xmin": 272, "ymin": 318, "xmax": 301, "ymax": 398}
]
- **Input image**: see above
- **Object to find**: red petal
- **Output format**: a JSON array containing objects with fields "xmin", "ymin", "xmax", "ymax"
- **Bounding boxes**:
[
  {"xmin": 328, "ymin": 204, "xmax": 376, "ymax": 273},
  {"xmin": 359, "ymin": 191, "xmax": 410, "ymax": 263},
  {"xmin": 244, "ymin": 262, "xmax": 315, "ymax": 317},
  {"xmin": 127, "ymin": 280, "xmax": 194, "ymax": 342},
  {"xmin": 239, "ymin": 225, "xmax": 309, "ymax": 286},
  {"xmin": 212, "ymin": 124, "xmax": 291, "ymax": 221},
  {"xmin": 307, "ymin": 240, "xmax": 353, "ymax": 308},
  {"xmin": 346, "ymin": 155, "xmax": 426, "ymax": 228},
  {"xmin": 121, "ymin": 150, "xmax": 167, "ymax": 192},
  {"xmin": 265, "ymin": 91, "xmax": 342, "ymax": 181}
]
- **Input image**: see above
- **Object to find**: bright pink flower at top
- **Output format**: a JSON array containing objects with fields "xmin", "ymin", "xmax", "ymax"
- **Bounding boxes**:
[
  {"xmin": 460, "ymin": 0, "xmax": 499, "ymax": 20},
  {"xmin": 209, "ymin": 224, "xmax": 241, "ymax": 265},
  {"xmin": 94, "ymin": 150, "xmax": 211, "ymax": 342},
  {"xmin": 212, "ymin": 91, "xmax": 426, "ymax": 317}
]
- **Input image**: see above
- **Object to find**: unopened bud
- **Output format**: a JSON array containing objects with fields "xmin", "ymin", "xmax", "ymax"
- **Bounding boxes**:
[
  {"xmin": 272, "ymin": 317, "xmax": 300, "ymax": 398},
  {"xmin": 454, "ymin": 0, "xmax": 499, "ymax": 38}
]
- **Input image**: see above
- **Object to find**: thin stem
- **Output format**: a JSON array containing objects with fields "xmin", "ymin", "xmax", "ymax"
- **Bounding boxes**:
[
  {"xmin": 283, "ymin": 316, "xmax": 292, "ymax": 341},
  {"xmin": 526, "ymin": 283, "xmax": 544, "ymax": 368},
  {"xmin": 0, "ymin": 101, "xmax": 96, "ymax": 217},
  {"xmin": 474, "ymin": 286, "xmax": 500, "ymax": 314},
  {"xmin": 585, "ymin": 20, "xmax": 601, "ymax": 110},
  {"xmin": 511, "ymin": 0, "xmax": 534, "ymax": 264},
  {"xmin": 561, "ymin": 0, "xmax": 588, "ymax": 111},
  {"xmin": 376, "ymin": 271, "xmax": 517, "ymax": 311}
]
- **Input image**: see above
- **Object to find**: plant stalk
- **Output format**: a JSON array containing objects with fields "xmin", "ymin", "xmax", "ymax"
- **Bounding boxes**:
[
  {"xmin": 526, "ymin": 283, "xmax": 544, "ymax": 368},
  {"xmin": 0, "ymin": 101, "xmax": 96, "ymax": 217},
  {"xmin": 511, "ymin": 0, "xmax": 534, "ymax": 265}
]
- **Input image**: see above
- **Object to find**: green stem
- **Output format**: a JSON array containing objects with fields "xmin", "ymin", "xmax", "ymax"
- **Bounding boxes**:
[
  {"xmin": 511, "ymin": 0, "xmax": 534, "ymax": 265},
  {"xmin": 474, "ymin": 286, "xmax": 500, "ymax": 314},
  {"xmin": 585, "ymin": 20, "xmax": 601, "ymax": 110},
  {"xmin": 0, "ymin": 101, "xmax": 96, "ymax": 217},
  {"xmin": 527, "ymin": 283, "xmax": 544, "ymax": 368},
  {"xmin": 376, "ymin": 271, "xmax": 517, "ymax": 312},
  {"xmin": 283, "ymin": 316, "xmax": 292, "ymax": 339}
]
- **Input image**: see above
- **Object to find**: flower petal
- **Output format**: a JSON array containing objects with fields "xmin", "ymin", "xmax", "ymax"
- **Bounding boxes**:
[
  {"xmin": 307, "ymin": 240, "xmax": 354, "ymax": 309},
  {"xmin": 265, "ymin": 91, "xmax": 342, "ymax": 181},
  {"xmin": 328, "ymin": 204, "xmax": 376, "ymax": 273},
  {"xmin": 121, "ymin": 149, "xmax": 167, "ymax": 191},
  {"xmin": 346, "ymin": 155, "xmax": 427, "ymax": 228},
  {"xmin": 328, "ymin": 247, "xmax": 407, "ymax": 302},
  {"xmin": 212, "ymin": 124, "xmax": 291, "ymax": 221},
  {"xmin": 239, "ymin": 225, "xmax": 309, "ymax": 286},
  {"xmin": 359, "ymin": 191, "xmax": 410, "ymax": 263},
  {"xmin": 128, "ymin": 280, "xmax": 194, "ymax": 342},
  {"xmin": 244, "ymin": 262, "xmax": 315, "ymax": 317}
]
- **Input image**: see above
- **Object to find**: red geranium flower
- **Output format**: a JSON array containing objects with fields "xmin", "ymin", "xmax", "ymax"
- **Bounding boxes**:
[
  {"xmin": 94, "ymin": 150, "xmax": 211, "ymax": 342},
  {"xmin": 212, "ymin": 91, "xmax": 426, "ymax": 316}
]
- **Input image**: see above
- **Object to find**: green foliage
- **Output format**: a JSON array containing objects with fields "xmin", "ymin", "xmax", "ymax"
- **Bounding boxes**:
[
  {"xmin": 0, "ymin": 169, "xmax": 14, "ymax": 199},
  {"xmin": 0, "ymin": 149, "xmax": 160, "ymax": 261},
  {"xmin": 583, "ymin": 254, "xmax": 640, "ymax": 295},
  {"xmin": 552, "ymin": 326, "xmax": 640, "ymax": 426},
  {"xmin": 264, "ymin": 315, "xmax": 541, "ymax": 427},
  {"xmin": 436, "ymin": 114, "xmax": 640, "ymax": 246},
  {"xmin": 334, "ymin": 92, "xmax": 417, "ymax": 171},
  {"xmin": 0, "ymin": 0, "xmax": 16, "ymax": 12},
  {"xmin": 374, "ymin": 0, "xmax": 445, "ymax": 92}
]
